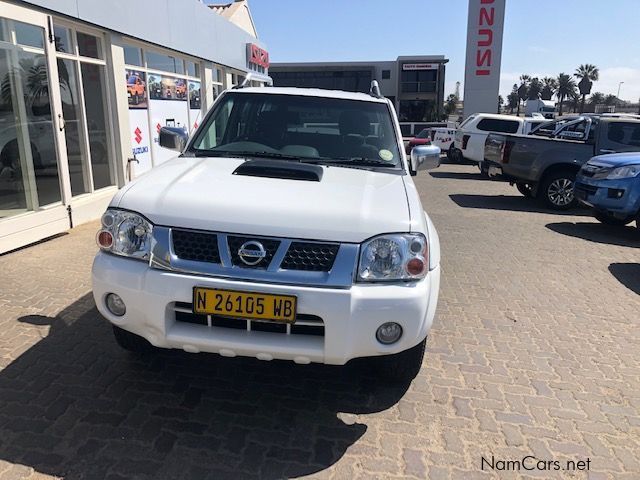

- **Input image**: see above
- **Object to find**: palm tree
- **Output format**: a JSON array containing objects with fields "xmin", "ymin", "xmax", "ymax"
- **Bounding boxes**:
[
  {"xmin": 556, "ymin": 73, "xmax": 577, "ymax": 116},
  {"xmin": 527, "ymin": 78, "xmax": 542, "ymax": 100},
  {"xmin": 604, "ymin": 94, "xmax": 619, "ymax": 106},
  {"xmin": 444, "ymin": 94, "xmax": 458, "ymax": 116},
  {"xmin": 541, "ymin": 77, "xmax": 558, "ymax": 101},
  {"xmin": 574, "ymin": 64, "xmax": 599, "ymax": 113},
  {"xmin": 516, "ymin": 75, "xmax": 530, "ymax": 116},
  {"xmin": 589, "ymin": 92, "xmax": 605, "ymax": 105},
  {"xmin": 569, "ymin": 90, "xmax": 581, "ymax": 113}
]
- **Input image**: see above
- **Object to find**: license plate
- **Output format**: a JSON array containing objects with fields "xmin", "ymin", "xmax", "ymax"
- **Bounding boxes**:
[{"xmin": 192, "ymin": 287, "xmax": 297, "ymax": 323}]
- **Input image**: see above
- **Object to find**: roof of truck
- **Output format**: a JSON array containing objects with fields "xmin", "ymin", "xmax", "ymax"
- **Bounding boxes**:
[{"xmin": 231, "ymin": 86, "xmax": 390, "ymax": 103}]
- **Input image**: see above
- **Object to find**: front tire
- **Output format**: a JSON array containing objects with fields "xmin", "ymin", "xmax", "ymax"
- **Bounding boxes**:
[
  {"xmin": 373, "ymin": 338, "xmax": 426, "ymax": 384},
  {"xmin": 594, "ymin": 211, "xmax": 635, "ymax": 226},
  {"xmin": 112, "ymin": 325, "xmax": 152, "ymax": 354},
  {"xmin": 539, "ymin": 170, "xmax": 578, "ymax": 210}
]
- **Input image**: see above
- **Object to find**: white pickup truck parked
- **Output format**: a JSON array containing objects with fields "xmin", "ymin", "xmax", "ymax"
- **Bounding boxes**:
[
  {"xmin": 92, "ymin": 83, "xmax": 442, "ymax": 383},
  {"xmin": 452, "ymin": 113, "xmax": 545, "ymax": 171}
]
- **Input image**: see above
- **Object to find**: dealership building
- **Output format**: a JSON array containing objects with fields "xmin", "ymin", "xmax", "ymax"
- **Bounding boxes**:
[
  {"xmin": 270, "ymin": 56, "xmax": 448, "ymax": 134},
  {"xmin": 0, "ymin": 0, "xmax": 270, "ymax": 253}
]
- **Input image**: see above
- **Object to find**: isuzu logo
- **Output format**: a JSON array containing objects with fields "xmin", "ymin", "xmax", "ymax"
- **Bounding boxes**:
[{"xmin": 238, "ymin": 241, "xmax": 267, "ymax": 266}]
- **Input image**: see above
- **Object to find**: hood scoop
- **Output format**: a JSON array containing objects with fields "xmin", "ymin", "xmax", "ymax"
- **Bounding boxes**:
[{"xmin": 232, "ymin": 159, "xmax": 324, "ymax": 182}]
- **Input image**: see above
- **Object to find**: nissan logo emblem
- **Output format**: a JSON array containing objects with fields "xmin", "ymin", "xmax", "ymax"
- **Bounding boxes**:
[{"xmin": 238, "ymin": 241, "xmax": 267, "ymax": 266}]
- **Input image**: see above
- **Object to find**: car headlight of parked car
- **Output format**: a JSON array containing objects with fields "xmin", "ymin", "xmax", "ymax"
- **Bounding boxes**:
[
  {"xmin": 607, "ymin": 165, "xmax": 640, "ymax": 179},
  {"xmin": 96, "ymin": 209, "xmax": 153, "ymax": 260},
  {"xmin": 358, "ymin": 233, "xmax": 428, "ymax": 282}
]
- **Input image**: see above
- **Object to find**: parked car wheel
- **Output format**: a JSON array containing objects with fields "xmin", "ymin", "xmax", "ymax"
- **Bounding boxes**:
[
  {"xmin": 479, "ymin": 162, "xmax": 489, "ymax": 178},
  {"xmin": 372, "ymin": 337, "xmax": 426, "ymax": 384},
  {"xmin": 112, "ymin": 325, "xmax": 152, "ymax": 354},
  {"xmin": 539, "ymin": 170, "xmax": 578, "ymax": 210},
  {"xmin": 516, "ymin": 182, "xmax": 534, "ymax": 198},
  {"xmin": 594, "ymin": 211, "xmax": 635, "ymax": 226}
]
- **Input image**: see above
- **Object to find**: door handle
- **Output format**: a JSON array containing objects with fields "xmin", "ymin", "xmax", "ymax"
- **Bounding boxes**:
[{"xmin": 57, "ymin": 114, "xmax": 65, "ymax": 132}]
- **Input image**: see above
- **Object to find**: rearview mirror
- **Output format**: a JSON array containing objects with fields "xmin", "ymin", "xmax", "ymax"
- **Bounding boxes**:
[
  {"xmin": 159, "ymin": 127, "xmax": 188, "ymax": 152},
  {"xmin": 410, "ymin": 145, "xmax": 441, "ymax": 175}
]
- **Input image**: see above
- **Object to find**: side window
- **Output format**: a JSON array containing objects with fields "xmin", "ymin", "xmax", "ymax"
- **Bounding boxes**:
[
  {"xmin": 381, "ymin": 70, "xmax": 391, "ymax": 80},
  {"xmin": 476, "ymin": 118, "xmax": 520, "ymax": 134},
  {"xmin": 199, "ymin": 97, "xmax": 234, "ymax": 148},
  {"xmin": 606, "ymin": 122, "xmax": 640, "ymax": 146}
]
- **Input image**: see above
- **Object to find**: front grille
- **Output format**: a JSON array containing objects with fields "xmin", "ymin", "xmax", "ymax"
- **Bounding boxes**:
[
  {"xmin": 575, "ymin": 182, "xmax": 598, "ymax": 196},
  {"xmin": 228, "ymin": 236, "xmax": 280, "ymax": 269},
  {"xmin": 281, "ymin": 242, "xmax": 340, "ymax": 272},
  {"xmin": 172, "ymin": 229, "xmax": 220, "ymax": 263},
  {"xmin": 174, "ymin": 302, "xmax": 324, "ymax": 336}
]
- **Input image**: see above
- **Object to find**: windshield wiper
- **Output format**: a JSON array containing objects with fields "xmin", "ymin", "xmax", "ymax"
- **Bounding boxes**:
[{"xmin": 305, "ymin": 157, "xmax": 397, "ymax": 167}]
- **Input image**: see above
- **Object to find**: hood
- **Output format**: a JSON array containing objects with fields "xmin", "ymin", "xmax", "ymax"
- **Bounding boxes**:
[
  {"xmin": 588, "ymin": 152, "xmax": 640, "ymax": 168},
  {"xmin": 115, "ymin": 156, "xmax": 411, "ymax": 243}
]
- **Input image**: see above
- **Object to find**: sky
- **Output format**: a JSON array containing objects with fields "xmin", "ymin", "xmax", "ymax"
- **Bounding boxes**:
[{"xmin": 246, "ymin": 0, "xmax": 640, "ymax": 102}]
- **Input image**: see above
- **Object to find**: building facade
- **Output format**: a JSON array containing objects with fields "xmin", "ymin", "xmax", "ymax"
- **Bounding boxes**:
[
  {"xmin": 270, "ymin": 56, "xmax": 448, "ymax": 132},
  {"xmin": 0, "ymin": 0, "xmax": 269, "ymax": 253}
]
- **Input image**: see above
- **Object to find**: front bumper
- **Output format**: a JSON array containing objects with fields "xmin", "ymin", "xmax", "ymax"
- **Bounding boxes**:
[
  {"xmin": 92, "ymin": 253, "xmax": 440, "ymax": 365},
  {"xmin": 575, "ymin": 175, "xmax": 640, "ymax": 216}
]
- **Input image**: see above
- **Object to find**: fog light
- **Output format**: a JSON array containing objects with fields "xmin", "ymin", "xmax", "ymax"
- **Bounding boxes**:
[
  {"xmin": 376, "ymin": 322, "xmax": 403, "ymax": 345},
  {"xmin": 106, "ymin": 293, "xmax": 126, "ymax": 316}
]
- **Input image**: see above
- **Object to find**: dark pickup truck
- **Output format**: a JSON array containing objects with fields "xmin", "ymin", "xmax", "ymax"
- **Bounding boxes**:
[{"xmin": 484, "ymin": 116, "xmax": 640, "ymax": 209}]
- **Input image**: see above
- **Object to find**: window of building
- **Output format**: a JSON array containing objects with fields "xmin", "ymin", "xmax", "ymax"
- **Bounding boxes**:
[
  {"xmin": 476, "ymin": 118, "xmax": 520, "ymax": 134},
  {"xmin": 145, "ymin": 50, "xmax": 184, "ymax": 74},
  {"xmin": 53, "ymin": 24, "xmax": 72, "ymax": 53},
  {"xmin": 77, "ymin": 31, "xmax": 102, "ymax": 59},
  {"xmin": 399, "ymin": 100, "xmax": 437, "ymax": 122},
  {"xmin": 123, "ymin": 44, "xmax": 142, "ymax": 66},
  {"xmin": 186, "ymin": 61, "xmax": 200, "ymax": 78},
  {"xmin": 382, "ymin": 69, "xmax": 391, "ymax": 80},
  {"xmin": 52, "ymin": 23, "xmax": 115, "ymax": 195},
  {"xmin": 13, "ymin": 20, "xmax": 44, "ymax": 48},
  {"xmin": 400, "ymin": 69, "xmax": 437, "ymax": 93},
  {"xmin": 270, "ymin": 70, "xmax": 373, "ymax": 93}
]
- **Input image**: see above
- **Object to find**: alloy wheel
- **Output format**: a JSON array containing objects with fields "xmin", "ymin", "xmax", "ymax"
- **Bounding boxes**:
[{"xmin": 547, "ymin": 178, "xmax": 574, "ymax": 207}]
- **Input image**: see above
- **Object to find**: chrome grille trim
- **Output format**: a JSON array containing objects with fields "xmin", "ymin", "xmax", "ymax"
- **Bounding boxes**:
[{"xmin": 150, "ymin": 226, "xmax": 358, "ymax": 288}]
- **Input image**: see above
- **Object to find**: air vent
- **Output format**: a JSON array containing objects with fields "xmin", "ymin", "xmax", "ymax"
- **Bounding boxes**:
[{"xmin": 233, "ymin": 159, "xmax": 324, "ymax": 182}]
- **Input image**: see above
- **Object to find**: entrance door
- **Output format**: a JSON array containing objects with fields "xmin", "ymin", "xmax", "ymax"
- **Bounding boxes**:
[{"xmin": 0, "ymin": 2, "xmax": 70, "ymax": 253}]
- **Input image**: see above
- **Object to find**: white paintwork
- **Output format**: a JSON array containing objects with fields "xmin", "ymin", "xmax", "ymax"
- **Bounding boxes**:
[
  {"xmin": 430, "ymin": 127, "xmax": 456, "ymax": 151},
  {"xmin": 92, "ymin": 253, "xmax": 440, "ymax": 364},
  {"xmin": 453, "ymin": 113, "xmax": 545, "ymax": 164},
  {"xmin": 93, "ymin": 87, "xmax": 441, "ymax": 364}
]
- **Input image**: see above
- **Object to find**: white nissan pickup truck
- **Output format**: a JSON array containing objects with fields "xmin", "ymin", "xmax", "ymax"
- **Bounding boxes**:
[{"xmin": 92, "ymin": 83, "xmax": 441, "ymax": 383}]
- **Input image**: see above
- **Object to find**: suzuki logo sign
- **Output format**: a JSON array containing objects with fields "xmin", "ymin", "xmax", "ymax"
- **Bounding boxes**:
[
  {"xmin": 134, "ymin": 127, "xmax": 143, "ymax": 144},
  {"xmin": 463, "ymin": 0, "xmax": 506, "ymax": 119}
]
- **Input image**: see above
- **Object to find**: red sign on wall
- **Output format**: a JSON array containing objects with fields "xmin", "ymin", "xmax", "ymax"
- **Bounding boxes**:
[{"xmin": 247, "ymin": 43, "xmax": 270, "ymax": 69}]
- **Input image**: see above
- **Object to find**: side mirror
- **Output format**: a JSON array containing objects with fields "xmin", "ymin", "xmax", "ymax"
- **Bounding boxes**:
[
  {"xmin": 159, "ymin": 127, "xmax": 188, "ymax": 152},
  {"xmin": 410, "ymin": 144, "xmax": 441, "ymax": 175}
]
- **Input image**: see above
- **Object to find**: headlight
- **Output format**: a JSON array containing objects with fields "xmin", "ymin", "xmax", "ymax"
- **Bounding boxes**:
[
  {"xmin": 358, "ymin": 233, "xmax": 428, "ymax": 282},
  {"xmin": 607, "ymin": 165, "xmax": 640, "ymax": 179},
  {"xmin": 96, "ymin": 209, "xmax": 153, "ymax": 260}
]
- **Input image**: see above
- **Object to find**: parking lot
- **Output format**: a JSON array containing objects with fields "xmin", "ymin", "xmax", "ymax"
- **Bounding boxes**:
[{"xmin": 0, "ymin": 161, "xmax": 638, "ymax": 480}]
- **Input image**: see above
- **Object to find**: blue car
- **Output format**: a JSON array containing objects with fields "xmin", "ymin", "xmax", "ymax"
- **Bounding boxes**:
[{"xmin": 575, "ymin": 152, "xmax": 640, "ymax": 229}]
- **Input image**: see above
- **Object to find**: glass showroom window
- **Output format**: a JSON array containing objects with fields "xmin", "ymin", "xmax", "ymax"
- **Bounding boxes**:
[
  {"xmin": 0, "ymin": 17, "xmax": 62, "ymax": 218},
  {"xmin": 53, "ymin": 22, "xmax": 115, "ymax": 195}
]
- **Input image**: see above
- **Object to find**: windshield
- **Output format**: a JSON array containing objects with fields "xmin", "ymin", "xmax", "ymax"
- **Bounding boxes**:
[
  {"xmin": 416, "ymin": 129, "xmax": 430, "ymax": 139},
  {"xmin": 190, "ymin": 92, "xmax": 402, "ymax": 168}
]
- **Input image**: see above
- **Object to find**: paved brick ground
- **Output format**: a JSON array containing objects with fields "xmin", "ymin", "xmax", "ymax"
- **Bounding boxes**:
[{"xmin": 0, "ymin": 162, "xmax": 639, "ymax": 480}]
